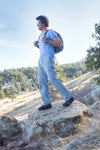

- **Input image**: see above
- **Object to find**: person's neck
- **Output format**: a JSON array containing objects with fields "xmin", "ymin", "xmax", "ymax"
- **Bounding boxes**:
[{"xmin": 41, "ymin": 27, "xmax": 47, "ymax": 33}]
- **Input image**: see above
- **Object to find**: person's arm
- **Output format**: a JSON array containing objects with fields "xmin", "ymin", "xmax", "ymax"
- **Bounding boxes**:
[{"xmin": 42, "ymin": 36, "xmax": 62, "ymax": 47}]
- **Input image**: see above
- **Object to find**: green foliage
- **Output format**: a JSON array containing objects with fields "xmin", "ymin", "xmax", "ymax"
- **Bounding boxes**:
[
  {"xmin": 7, "ymin": 85, "xmax": 17, "ymax": 102},
  {"xmin": 0, "ymin": 77, "xmax": 3, "ymax": 90},
  {"xmin": 55, "ymin": 58, "xmax": 67, "ymax": 82},
  {"xmin": 0, "ymin": 60, "xmax": 87, "ymax": 100},
  {"xmin": 0, "ymin": 90, "xmax": 5, "ymax": 99},
  {"xmin": 0, "ymin": 67, "xmax": 38, "ymax": 99},
  {"xmin": 61, "ymin": 61, "xmax": 86, "ymax": 79},
  {"xmin": 15, "ymin": 83, "xmax": 21, "ymax": 93},
  {"xmin": 28, "ymin": 81, "xmax": 33, "ymax": 91},
  {"xmin": 71, "ymin": 76, "xmax": 76, "ymax": 80},
  {"xmin": 85, "ymin": 23, "xmax": 100, "ymax": 71},
  {"xmin": 93, "ymin": 69, "xmax": 100, "ymax": 85},
  {"xmin": 76, "ymin": 70, "xmax": 82, "ymax": 77},
  {"xmin": 94, "ymin": 76, "xmax": 100, "ymax": 85}
]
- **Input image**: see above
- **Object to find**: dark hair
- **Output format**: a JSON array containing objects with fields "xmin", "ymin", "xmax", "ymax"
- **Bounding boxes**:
[{"xmin": 36, "ymin": 15, "xmax": 49, "ymax": 27}]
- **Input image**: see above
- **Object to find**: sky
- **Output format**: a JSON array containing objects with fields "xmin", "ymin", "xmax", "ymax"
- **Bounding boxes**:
[{"xmin": 0, "ymin": 0, "xmax": 100, "ymax": 71}]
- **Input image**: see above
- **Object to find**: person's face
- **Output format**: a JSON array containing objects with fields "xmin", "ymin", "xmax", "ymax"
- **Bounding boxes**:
[{"xmin": 37, "ymin": 20, "xmax": 45, "ymax": 30}]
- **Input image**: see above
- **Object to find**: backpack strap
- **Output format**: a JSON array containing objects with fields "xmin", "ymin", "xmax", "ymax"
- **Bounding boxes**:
[
  {"xmin": 38, "ymin": 30, "xmax": 49, "ymax": 41},
  {"xmin": 43, "ymin": 29, "xmax": 49, "ymax": 37}
]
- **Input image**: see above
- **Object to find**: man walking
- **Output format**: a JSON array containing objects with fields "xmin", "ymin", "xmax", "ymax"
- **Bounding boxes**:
[{"xmin": 34, "ymin": 15, "xmax": 74, "ymax": 111}]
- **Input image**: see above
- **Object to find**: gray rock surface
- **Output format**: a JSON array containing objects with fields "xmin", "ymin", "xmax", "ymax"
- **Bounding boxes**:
[
  {"xmin": 23, "ymin": 100, "xmax": 88, "ymax": 143},
  {"xmin": 90, "ymin": 101, "xmax": 100, "ymax": 110},
  {"xmin": 16, "ymin": 142, "xmax": 53, "ymax": 150},
  {"xmin": 65, "ymin": 139, "xmax": 83, "ymax": 150},
  {"xmin": 83, "ymin": 87, "xmax": 100, "ymax": 105},
  {"xmin": 0, "ymin": 115, "xmax": 22, "ymax": 140}
]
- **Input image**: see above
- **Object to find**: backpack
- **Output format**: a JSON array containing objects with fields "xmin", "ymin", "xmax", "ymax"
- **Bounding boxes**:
[{"xmin": 39, "ymin": 29, "xmax": 64, "ymax": 54}]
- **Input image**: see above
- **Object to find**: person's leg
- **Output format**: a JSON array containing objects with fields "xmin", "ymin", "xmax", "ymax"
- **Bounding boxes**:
[
  {"xmin": 38, "ymin": 58, "xmax": 51, "ymax": 105},
  {"xmin": 42, "ymin": 57, "xmax": 73, "ymax": 102}
]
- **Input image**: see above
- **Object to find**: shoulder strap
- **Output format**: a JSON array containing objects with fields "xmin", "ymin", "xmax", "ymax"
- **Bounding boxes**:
[
  {"xmin": 44, "ymin": 29, "xmax": 49, "ymax": 37},
  {"xmin": 38, "ymin": 30, "xmax": 49, "ymax": 41}
]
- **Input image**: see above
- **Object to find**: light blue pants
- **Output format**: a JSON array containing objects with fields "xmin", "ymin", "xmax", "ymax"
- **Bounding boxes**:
[{"xmin": 38, "ymin": 57, "xmax": 72, "ymax": 105}]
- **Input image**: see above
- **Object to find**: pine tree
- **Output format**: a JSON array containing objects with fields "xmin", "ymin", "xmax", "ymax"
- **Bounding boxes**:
[
  {"xmin": 85, "ymin": 23, "xmax": 100, "ymax": 71},
  {"xmin": 85, "ymin": 22, "xmax": 100, "ymax": 84},
  {"xmin": 7, "ymin": 85, "xmax": 17, "ymax": 102},
  {"xmin": 0, "ymin": 90, "xmax": 5, "ymax": 99}
]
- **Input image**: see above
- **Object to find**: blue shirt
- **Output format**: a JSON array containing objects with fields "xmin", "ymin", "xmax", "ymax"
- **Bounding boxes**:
[{"xmin": 38, "ymin": 30, "xmax": 56, "ymax": 57}]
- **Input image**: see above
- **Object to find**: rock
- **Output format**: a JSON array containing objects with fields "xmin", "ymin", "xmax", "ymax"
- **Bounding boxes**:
[
  {"xmin": 83, "ymin": 87, "xmax": 100, "ymax": 105},
  {"xmin": 23, "ymin": 100, "xmax": 88, "ymax": 143},
  {"xmin": 88, "ymin": 101, "xmax": 100, "ymax": 118},
  {"xmin": 0, "ymin": 146, "xmax": 7, "ymax": 150},
  {"xmin": 16, "ymin": 142, "xmax": 53, "ymax": 150},
  {"xmin": 0, "ymin": 137, "xmax": 3, "ymax": 146},
  {"xmin": 0, "ymin": 115, "xmax": 22, "ymax": 140},
  {"xmin": 18, "ymin": 140, "xmax": 28, "ymax": 148},
  {"xmin": 6, "ymin": 140, "xmax": 27, "ymax": 149},
  {"xmin": 65, "ymin": 139, "xmax": 83, "ymax": 150},
  {"xmin": 7, "ymin": 141, "xmax": 19, "ymax": 149},
  {"xmin": 90, "ymin": 101, "xmax": 100, "ymax": 110}
]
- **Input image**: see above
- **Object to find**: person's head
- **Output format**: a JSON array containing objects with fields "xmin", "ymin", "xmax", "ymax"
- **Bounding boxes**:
[{"xmin": 36, "ymin": 15, "xmax": 49, "ymax": 30}]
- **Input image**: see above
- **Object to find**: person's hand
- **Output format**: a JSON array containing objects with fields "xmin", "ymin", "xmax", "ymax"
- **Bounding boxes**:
[
  {"xmin": 34, "ymin": 41, "xmax": 39, "ymax": 48},
  {"xmin": 42, "ymin": 37, "xmax": 47, "ymax": 43}
]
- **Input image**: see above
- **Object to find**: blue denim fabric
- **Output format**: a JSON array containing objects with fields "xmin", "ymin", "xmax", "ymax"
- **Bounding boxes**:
[{"xmin": 38, "ymin": 57, "xmax": 72, "ymax": 105}]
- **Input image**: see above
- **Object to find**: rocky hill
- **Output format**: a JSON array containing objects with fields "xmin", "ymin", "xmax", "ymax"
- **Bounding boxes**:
[{"xmin": 0, "ymin": 72, "xmax": 100, "ymax": 150}]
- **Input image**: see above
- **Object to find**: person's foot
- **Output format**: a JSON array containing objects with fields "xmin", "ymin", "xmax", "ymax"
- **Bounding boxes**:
[
  {"xmin": 63, "ymin": 97, "xmax": 74, "ymax": 107},
  {"xmin": 38, "ymin": 103, "xmax": 52, "ymax": 111}
]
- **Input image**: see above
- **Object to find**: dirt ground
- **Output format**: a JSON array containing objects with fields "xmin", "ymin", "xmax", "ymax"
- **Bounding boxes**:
[{"xmin": 0, "ymin": 72, "xmax": 100, "ymax": 150}]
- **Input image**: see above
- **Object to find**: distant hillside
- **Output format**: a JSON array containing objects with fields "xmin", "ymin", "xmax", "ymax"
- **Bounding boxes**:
[
  {"xmin": 61, "ymin": 61, "xmax": 87, "ymax": 79},
  {"xmin": 0, "ymin": 61, "xmax": 87, "ymax": 100}
]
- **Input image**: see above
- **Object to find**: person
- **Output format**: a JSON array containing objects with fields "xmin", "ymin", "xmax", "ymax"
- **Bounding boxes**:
[{"xmin": 34, "ymin": 15, "xmax": 74, "ymax": 111}]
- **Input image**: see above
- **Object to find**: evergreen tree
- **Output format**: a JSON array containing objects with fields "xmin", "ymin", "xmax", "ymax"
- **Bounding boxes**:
[
  {"xmin": 71, "ymin": 75, "xmax": 76, "ymax": 80},
  {"xmin": 7, "ymin": 85, "xmax": 17, "ymax": 102},
  {"xmin": 85, "ymin": 23, "xmax": 100, "ymax": 71},
  {"xmin": 76, "ymin": 70, "xmax": 82, "ymax": 77},
  {"xmin": 15, "ymin": 83, "xmax": 21, "ymax": 93},
  {"xmin": 29, "ymin": 82, "xmax": 33, "ymax": 91},
  {"xmin": 0, "ymin": 77, "xmax": 3, "ymax": 90},
  {"xmin": 0, "ymin": 90, "xmax": 5, "ymax": 99}
]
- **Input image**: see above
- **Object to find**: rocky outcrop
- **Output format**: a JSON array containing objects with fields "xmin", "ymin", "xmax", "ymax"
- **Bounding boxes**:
[
  {"xmin": 16, "ymin": 142, "xmax": 53, "ymax": 150},
  {"xmin": 65, "ymin": 139, "xmax": 83, "ymax": 150},
  {"xmin": 23, "ymin": 100, "xmax": 88, "ymax": 143},
  {"xmin": 0, "ymin": 115, "xmax": 22, "ymax": 141},
  {"xmin": 7, "ymin": 140, "xmax": 27, "ymax": 150},
  {"xmin": 83, "ymin": 87, "xmax": 100, "ymax": 105},
  {"xmin": 90, "ymin": 101, "xmax": 100, "ymax": 110}
]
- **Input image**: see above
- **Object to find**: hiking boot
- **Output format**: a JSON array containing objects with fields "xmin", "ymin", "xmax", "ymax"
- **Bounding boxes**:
[
  {"xmin": 63, "ymin": 97, "xmax": 74, "ymax": 107},
  {"xmin": 38, "ymin": 103, "xmax": 52, "ymax": 111}
]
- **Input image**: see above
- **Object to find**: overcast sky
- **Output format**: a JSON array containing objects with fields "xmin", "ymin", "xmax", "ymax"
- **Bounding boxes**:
[{"xmin": 0, "ymin": 0, "xmax": 100, "ymax": 71}]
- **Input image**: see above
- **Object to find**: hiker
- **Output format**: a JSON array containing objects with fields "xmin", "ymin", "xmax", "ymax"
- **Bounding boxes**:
[{"xmin": 34, "ymin": 15, "xmax": 74, "ymax": 110}]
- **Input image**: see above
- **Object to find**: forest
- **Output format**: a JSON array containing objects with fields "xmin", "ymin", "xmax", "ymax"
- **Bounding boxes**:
[{"xmin": 0, "ymin": 61, "xmax": 87, "ymax": 100}]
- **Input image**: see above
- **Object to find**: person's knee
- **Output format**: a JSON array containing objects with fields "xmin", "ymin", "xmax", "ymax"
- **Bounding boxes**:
[{"xmin": 38, "ymin": 79, "xmax": 48, "ymax": 90}]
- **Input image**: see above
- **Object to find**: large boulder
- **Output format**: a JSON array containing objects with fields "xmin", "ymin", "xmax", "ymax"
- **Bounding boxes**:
[
  {"xmin": 0, "ymin": 115, "xmax": 22, "ymax": 140},
  {"xmin": 83, "ymin": 87, "xmax": 100, "ymax": 105},
  {"xmin": 23, "ymin": 100, "xmax": 88, "ymax": 143}
]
